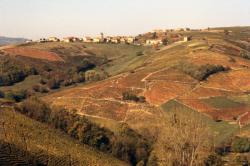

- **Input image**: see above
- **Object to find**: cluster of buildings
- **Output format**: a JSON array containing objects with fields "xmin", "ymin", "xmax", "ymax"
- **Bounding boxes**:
[
  {"xmin": 37, "ymin": 35, "xmax": 137, "ymax": 45},
  {"xmin": 152, "ymin": 28, "xmax": 193, "ymax": 33},
  {"xmin": 30, "ymin": 29, "xmax": 193, "ymax": 46},
  {"xmin": 145, "ymin": 36, "xmax": 191, "ymax": 46}
]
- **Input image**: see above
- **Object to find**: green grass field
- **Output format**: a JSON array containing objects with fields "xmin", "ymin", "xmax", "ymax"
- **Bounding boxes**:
[
  {"xmin": 201, "ymin": 96, "xmax": 243, "ymax": 109},
  {"xmin": 229, "ymin": 95, "xmax": 250, "ymax": 105}
]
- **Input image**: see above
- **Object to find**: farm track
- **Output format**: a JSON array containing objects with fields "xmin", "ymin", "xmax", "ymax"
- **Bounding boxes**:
[{"xmin": 238, "ymin": 112, "xmax": 250, "ymax": 128}]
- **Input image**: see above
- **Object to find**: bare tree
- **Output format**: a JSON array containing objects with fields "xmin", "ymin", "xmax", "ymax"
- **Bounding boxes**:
[{"xmin": 155, "ymin": 109, "xmax": 213, "ymax": 166}]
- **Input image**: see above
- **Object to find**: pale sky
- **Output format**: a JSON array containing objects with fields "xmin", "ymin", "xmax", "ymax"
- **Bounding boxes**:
[{"xmin": 0, "ymin": 0, "xmax": 250, "ymax": 39}]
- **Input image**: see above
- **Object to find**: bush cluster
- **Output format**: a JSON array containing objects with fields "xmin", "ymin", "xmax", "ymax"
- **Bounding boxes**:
[
  {"xmin": 32, "ymin": 84, "xmax": 49, "ymax": 93},
  {"xmin": 0, "ymin": 58, "xmax": 37, "ymax": 86},
  {"xmin": 231, "ymin": 137, "xmax": 250, "ymax": 153},
  {"xmin": 4, "ymin": 90, "xmax": 27, "ymax": 102},
  {"xmin": 178, "ymin": 63, "xmax": 229, "ymax": 81},
  {"xmin": 122, "ymin": 92, "xmax": 146, "ymax": 103}
]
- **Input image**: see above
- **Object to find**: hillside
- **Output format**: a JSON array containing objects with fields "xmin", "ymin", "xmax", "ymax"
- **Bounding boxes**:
[
  {"xmin": 0, "ymin": 42, "xmax": 152, "ymax": 96},
  {"xmin": 44, "ymin": 27, "xmax": 250, "ymax": 125},
  {"xmin": 0, "ymin": 106, "xmax": 127, "ymax": 166},
  {"xmin": 0, "ymin": 27, "xmax": 250, "ymax": 165},
  {"xmin": 43, "ymin": 27, "xmax": 250, "ymax": 165}
]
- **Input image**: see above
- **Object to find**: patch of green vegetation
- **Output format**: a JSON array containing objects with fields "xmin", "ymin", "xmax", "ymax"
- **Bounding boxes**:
[
  {"xmin": 4, "ymin": 90, "xmax": 27, "ymax": 102},
  {"xmin": 0, "ymin": 75, "xmax": 41, "ymax": 92},
  {"xmin": 201, "ymin": 96, "xmax": 242, "ymax": 109},
  {"xmin": 122, "ymin": 91, "xmax": 146, "ymax": 103},
  {"xmin": 229, "ymin": 95, "xmax": 250, "ymax": 105},
  {"xmin": 0, "ymin": 57, "xmax": 37, "ymax": 86},
  {"xmin": 231, "ymin": 137, "xmax": 250, "ymax": 153},
  {"xmin": 161, "ymin": 100, "xmax": 239, "ymax": 145}
]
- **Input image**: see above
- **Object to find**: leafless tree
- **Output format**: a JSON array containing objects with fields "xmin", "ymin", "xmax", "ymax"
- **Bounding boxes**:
[{"xmin": 155, "ymin": 109, "xmax": 213, "ymax": 166}]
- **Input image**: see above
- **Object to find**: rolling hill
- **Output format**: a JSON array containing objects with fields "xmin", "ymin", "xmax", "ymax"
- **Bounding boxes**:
[{"xmin": 0, "ymin": 27, "xmax": 250, "ymax": 165}]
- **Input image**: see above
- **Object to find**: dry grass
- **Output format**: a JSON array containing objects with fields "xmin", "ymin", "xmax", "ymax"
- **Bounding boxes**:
[{"xmin": 0, "ymin": 107, "xmax": 128, "ymax": 166}]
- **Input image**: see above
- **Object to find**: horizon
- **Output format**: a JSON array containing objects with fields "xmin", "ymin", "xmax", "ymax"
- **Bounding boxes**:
[{"xmin": 0, "ymin": 0, "xmax": 250, "ymax": 40}]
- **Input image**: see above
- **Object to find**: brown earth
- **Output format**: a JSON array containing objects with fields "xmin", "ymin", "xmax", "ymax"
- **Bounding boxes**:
[{"xmin": 4, "ymin": 47, "xmax": 64, "ymax": 62}]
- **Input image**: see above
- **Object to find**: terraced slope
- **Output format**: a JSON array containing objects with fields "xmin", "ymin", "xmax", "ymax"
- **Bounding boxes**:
[{"xmin": 44, "ymin": 29, "xmax": 250, "ymax": 127}]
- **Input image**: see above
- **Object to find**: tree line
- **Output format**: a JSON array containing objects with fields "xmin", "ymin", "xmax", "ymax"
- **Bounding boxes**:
[
  {"xmin": 177, "ymin": 62, "xmax": 229, "ymax": 81},
  {"xmin": 16, "ymin": 97, "xmax": 151, "ymax": 166}
]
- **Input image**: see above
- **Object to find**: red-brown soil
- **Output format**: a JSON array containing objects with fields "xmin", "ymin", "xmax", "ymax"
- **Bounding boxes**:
[
  {"xmin": 4, "ymin": 47, "xmax": 64, "ymax": 62},
  {"xmin": 144, "ymin": 81, "xmax": 195, "ymax": 105},
  {"xmin": 203, "ymin": 69, "xmax": 250, "ymax": 92}
]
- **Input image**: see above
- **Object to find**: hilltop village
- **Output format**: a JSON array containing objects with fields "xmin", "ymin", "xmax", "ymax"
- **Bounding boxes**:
[{"xmin": 27, "ymin": 27, "xmax": 213, "ymax": 46}]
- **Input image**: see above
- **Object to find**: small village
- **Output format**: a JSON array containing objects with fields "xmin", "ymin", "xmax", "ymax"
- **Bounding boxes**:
[{"xmin": 29, "ymin": 28, "xmax": 201, "ymax": 46}]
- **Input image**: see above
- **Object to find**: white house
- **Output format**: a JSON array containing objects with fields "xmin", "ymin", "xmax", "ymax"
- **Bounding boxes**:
[{"xmin": 146, "ymin": 39, "xmax": 163, "ymax": 45}]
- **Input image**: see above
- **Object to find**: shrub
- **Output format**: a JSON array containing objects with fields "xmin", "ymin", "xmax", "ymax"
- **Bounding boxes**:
[
  {"xmin": 85, "ymin": 70, "xmax": 101, "ymax": 82},
  {"xmin": 232, "ymin": 137, "xmax": 250, "ymax": 153},
  {"xmin": 19, "ymin": 97, "xmax": 51, "ymax": 122},
  {"xmin": 0, "ymin": 91, "xmax": 4, "ymax": 98},
  {"xmin": 76, "ymin": 60, "xmax": 95, "ymax": 73},
  {"xmin": 235, "ymin": 155, "xmax": 249, "ymax": 165},
  {"xmin": 5, "ymin": 90, "xmax": 27, "ymax": 102},
  {"xmin": 122, "ymin": 92, "xmax": 146, "ymax": 103},
  {"xmin": 40, "ymin": 86, "xmax": 49, "ymax": 93},
  {"xmin": 40, "ymin": 78, "xmax": 47, "ymax": 85},
  {"xmin": 204, "ymin": 154, "xmax": 223, "ymax": 166},
  {"xmin": 47, "ymin": 79, "xmax": 60, "ymax": 89},
  {"xmin": 0, "ymin": 59, "xmax": 37, "ymax": 86},
  {"xmin": 62, "ymin": 79, "xmax": 74, "ymax": 87},
  {"xmin": 72, "ymin": 73, "xmax": 85, "ymax": 83},
  {"xmin": 240, "ymin": 51, "xmax": 250, "ymax": 60},
  {"xmin": 32, "ymin": 84, "xmax": 49, "ymax": 93},
  {"xmin": 162, "ymin": 38, "xmax": 168, "ymax": 45},
  {"xmin": 32, "ymin": 84, "xmax": 40, "ymax": 92},
  {"xmin": 112, "ymin": 125, "xmax": 151, "ymax": 165},
  {"xmin": 43, "ymin": 64, "xmax": 53, "ymax": 72},
  {"xmin": 136, "ymin": 51, "xmax": 144, "ymax": 56}
]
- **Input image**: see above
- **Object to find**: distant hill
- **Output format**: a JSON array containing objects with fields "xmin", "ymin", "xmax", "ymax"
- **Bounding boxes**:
[{"xmin": 0, "ymin": 36, "xmax": 28, "ymax": 46}]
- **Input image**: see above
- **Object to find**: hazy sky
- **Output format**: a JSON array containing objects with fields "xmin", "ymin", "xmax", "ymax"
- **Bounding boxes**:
[{"xmin": 0, "ymin": 0, "xmax": 250, "ymax": 39}]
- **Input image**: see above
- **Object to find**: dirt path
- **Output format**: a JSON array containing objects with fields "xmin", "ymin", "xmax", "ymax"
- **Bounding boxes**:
[
  {"xmin": 157, "ymin": 41, "xmax": 184, "ymax": 52},
  {"xmin": 199, "ymin": 85, "xmax": 238, "ymax": 92},
  {"xmin": 238, "ymin": 112, "xmax": 250, "ymax": 128}
]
